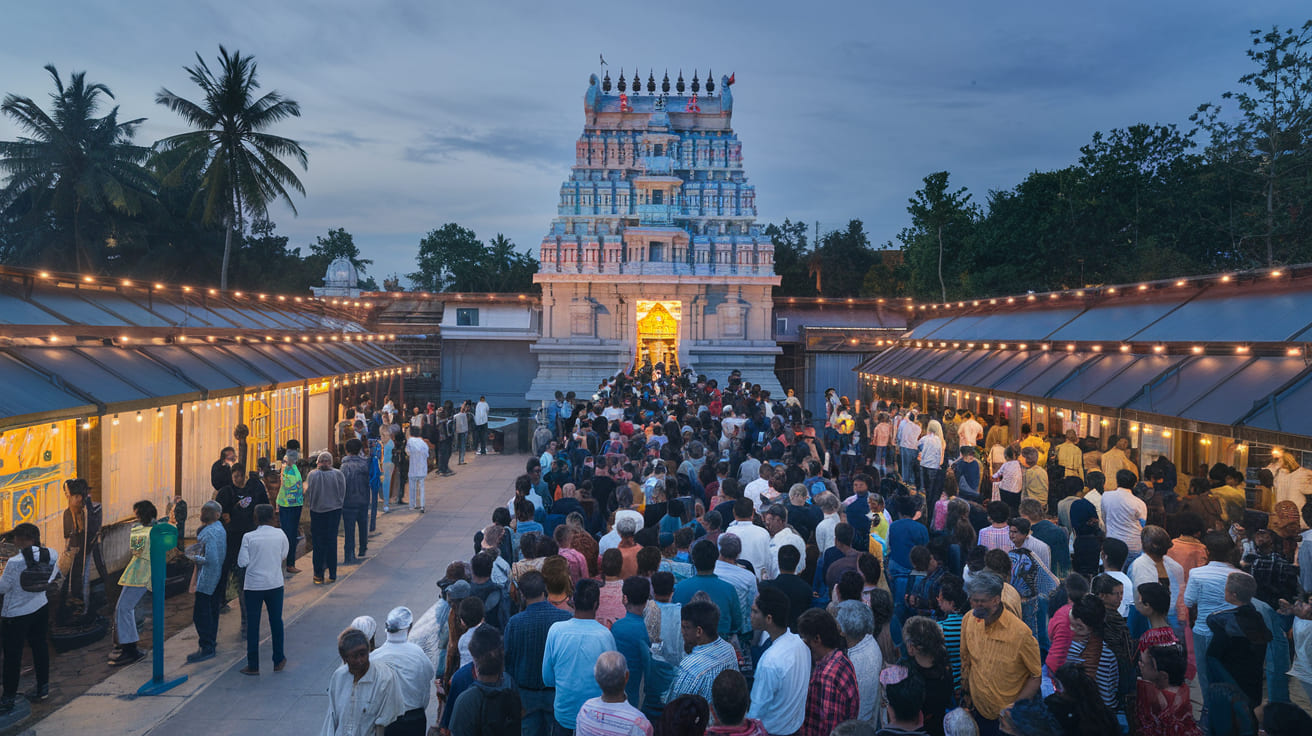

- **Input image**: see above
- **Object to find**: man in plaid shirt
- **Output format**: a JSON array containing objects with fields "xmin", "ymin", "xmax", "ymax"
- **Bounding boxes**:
[
  {"xmin": 1244, "ymin": 529, "xmax": 1299, "ymax": 607},
  {"xmin": 797, "ymin": 608, "xmax": 858, "ymax": 736}
]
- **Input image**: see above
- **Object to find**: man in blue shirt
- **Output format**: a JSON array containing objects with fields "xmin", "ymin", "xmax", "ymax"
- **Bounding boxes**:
[
  {"xmin": 672, "ymin": 540, "xmax": 742, "ymax": 639},
  {"xmin": 611, "ymin": 577, "xmax": 653, "ymax": 708},
  {"xmin": 504, "ymin": 571, "xmax": 570, "ymax": 736},
  {"xmin": 845, "ymin": 474, "xmax": 875, "ymax": 553},
  {"xmin": 886, "ymin": 494, "xmax": 928, "ymax": 642},
  {"xmin": 542, "ymin": 578, "xmax": 615, "ymax": 733}
]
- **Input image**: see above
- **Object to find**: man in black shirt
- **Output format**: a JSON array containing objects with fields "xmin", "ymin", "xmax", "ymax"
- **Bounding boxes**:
[
  {"xmin": 762, "ymin": 544, "xmax": 813, "ymax": 631},
  {"xmin": 210, "ymin": 446, "xmax": 237, "ymax": 493},
  {"xmin": 1206, "ymin": 572, "xmax": 1272, "ymax": 711},
  {"xmin": 214, "ymin": 464, "xmax": 269, "ymax": 634}
]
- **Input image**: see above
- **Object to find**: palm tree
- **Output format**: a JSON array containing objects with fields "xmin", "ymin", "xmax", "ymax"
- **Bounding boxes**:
[
  {"xmin": 154, "ymin": 46, "xmax": 308, "ymax": 289},
  {"xmin": 0, "ymin": 65, "xmax": 154, "ymax": 271}
]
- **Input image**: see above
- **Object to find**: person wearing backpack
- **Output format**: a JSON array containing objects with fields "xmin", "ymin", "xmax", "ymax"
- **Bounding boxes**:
[
  {"xmin": 0, "ymin": 522, "xmax": 58, "ymax": 711},
  {"xmin": 1007, "ymin": 517, "xmax": 1058, "ymax": 646},
  {"xmin": 448, "ymin": 626, "xmax": 521, "ymax": 736}
]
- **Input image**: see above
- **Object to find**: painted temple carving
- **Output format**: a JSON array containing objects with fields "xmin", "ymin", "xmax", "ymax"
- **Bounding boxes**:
[{"xmin": 527, "ymin": 68, "xmax": 781, "ymax": 401}]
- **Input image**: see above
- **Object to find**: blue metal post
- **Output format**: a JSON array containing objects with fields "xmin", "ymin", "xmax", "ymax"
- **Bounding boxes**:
[{"xmin": 137, "ymin": 522, "xmax": 188, "ymax": 695}]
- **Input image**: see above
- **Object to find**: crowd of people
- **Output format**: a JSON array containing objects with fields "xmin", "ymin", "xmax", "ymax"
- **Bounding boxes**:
[
  {"xmin": 14, "ymin": 367, "xmax": 1311, "ymax": 735},
  {"xmin": 311, "ymin": 372, "xmax": 1312, "ymax": 736}
]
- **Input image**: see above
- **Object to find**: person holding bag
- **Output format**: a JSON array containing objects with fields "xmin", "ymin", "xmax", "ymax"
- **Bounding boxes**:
[{"xmin": 0, "ymin": 522, "xmax": 60, "ymax": 712}]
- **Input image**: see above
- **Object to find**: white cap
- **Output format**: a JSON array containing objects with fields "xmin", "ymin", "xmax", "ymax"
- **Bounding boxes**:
[
  {"xmin": 350, "ymin": 615, "xmax": 377, "ymax": 641},
  {"xmin": 385, "ymin": 606, "xmax": 413, "ymax": 632}
]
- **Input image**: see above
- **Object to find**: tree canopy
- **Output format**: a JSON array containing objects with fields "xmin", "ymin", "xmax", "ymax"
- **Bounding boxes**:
[{"xmin": 410, "ymin": 224, "xmax": 537, "ymax": 292}]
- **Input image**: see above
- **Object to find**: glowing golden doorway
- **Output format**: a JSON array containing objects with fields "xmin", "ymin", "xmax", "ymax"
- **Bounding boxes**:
[{"xmin": 635, "ymin": 300, "xmax": 681, "ymax": 374}]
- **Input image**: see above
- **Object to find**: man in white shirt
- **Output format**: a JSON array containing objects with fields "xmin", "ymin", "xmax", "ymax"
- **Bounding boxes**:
[
  {"xmin": 814, "ymin": 492, "xmax": 841, "ymax": 553},
  {"xmin": 762, "ymin": 505, "xmax": 806, "ymax": 581},
  {"xmin": 473, "ymin": 396, "xmax": 491, "ymax": 455},
  {"xmin": 1100, "ymin": 470, "xmax": 1148, "ymax": 565},
  {"xmin": 322, "ymin": 627, "xmax": 405, "ymax": 736},
  {"xmin": 0, "ymin": 523, "xmax": 57, "ymax": 711},
  {"xmin": 834, "ymin": 600, "xmax": 883, "ymax": 723},
  {"xmin": 724, "ymin": 501, "xmax": 771, "ymax": 577},
  {"xmin": 372, "ymin": 606, "xmax": 435, "ymax": 735},
  {"xmin": 742, "ymin": 463, "xmax": 773, "ymax": 511},
  {"xmin": 238, "ymin": 504, "xmax": 289, "ymax": 675},
  {"xmin": 404, "ymin": 427, "xmax": 430, "ymax": 512},
  {"xmin": 746, "ymin": 587, "xmax": 808, "ymax": 735},
  {"xmin": 1183, "ymin": 532, "xmax": 1242, "ymax": 698},
  {"xmin": 958, "ymin": 412, "xmax": 983, "ymax": 450}
]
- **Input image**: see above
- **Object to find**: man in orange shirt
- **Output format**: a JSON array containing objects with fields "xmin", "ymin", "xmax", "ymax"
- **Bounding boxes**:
[{"xmin": 959, "ymin": 571, "xmax": 1040, "ymax": 736}]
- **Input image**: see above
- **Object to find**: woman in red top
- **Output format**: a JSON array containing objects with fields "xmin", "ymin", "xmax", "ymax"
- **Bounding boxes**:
[
  {"xmin": 1134, "ymin": 583, "xmax": 1179, "ymax": 655},
  {"xmin": 1136, "ymin": 645, "xmax": 1201, "ymax": 736}
]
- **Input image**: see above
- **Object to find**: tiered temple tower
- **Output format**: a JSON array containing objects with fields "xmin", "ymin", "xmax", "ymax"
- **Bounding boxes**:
[{"xmin": 527, "ymin": 69, "xmax": 782, "ymax": 400}]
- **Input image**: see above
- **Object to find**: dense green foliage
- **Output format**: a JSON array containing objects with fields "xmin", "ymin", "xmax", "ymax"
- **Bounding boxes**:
[
  {"xmin": 769, "ymin": 22, "xmax": 1312, "ymax": 299},
  {"xmin": 410, "ymin": 224, "xmax": 537, "ymax": 293}
]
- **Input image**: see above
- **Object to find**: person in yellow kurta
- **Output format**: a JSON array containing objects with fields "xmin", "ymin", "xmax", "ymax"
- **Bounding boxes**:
[
  {"xmin": 109, "ymin": 501, "xmax": 156, "ymax": 667},
  {"xmin": 959, "ymin": 571, "xmax": 1041, "ymax": 730}
]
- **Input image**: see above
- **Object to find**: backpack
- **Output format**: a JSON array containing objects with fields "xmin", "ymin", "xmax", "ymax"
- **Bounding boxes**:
[
  {"xmin": 476, "ymin": 685, "xmax": 522, "ymax": 736},
  {"xmin": 20, "ymin": 547, "xmax": 60, "ymax": 594},
  {"xmin": 1010, "ymin": 547, "xmax": 1040, "ymax": 599},
  {"xmin": 337, "ymin": 420, "xmax": 355, "ymax": 446}
]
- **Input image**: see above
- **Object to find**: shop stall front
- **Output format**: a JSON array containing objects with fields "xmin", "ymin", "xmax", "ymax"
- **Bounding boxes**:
[
  {"xmin": 857, "ymin": 265, "xmax": 1312, "ymax": 492},
  {"xmin": 0, "ymin": 265, "xmax": 413, "ymax": 575}
]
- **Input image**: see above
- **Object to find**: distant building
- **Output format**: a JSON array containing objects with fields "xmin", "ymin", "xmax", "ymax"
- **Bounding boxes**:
[{"xmin": 312, "ymin": 257, "xmax": 362, "ymax": 298}]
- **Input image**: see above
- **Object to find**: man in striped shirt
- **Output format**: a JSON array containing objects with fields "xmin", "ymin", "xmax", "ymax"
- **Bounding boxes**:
[
  {"xmin": 666, "ymin": 599, "xmax": 739, "ymax": 704},
  {"xmin": 976, "ymin": 502, "xmax": 1012, "ymax": 551},
  {"xmin": 575, "ymin": 651, "xmax": 654, "ymax": 736},
  {"xmin": 936, "ymin": 574, "xmax": 968, "ymax": 686}
]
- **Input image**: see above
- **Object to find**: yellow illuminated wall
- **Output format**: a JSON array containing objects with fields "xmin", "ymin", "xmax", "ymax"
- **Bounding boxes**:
[{"xmin": 0, "ymin": 420, "xmax": 77, "ymax": 540}]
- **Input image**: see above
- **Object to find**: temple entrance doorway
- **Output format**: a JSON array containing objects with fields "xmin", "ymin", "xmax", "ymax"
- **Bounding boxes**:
[{"xmin": 635, "ymin": 300, "xmax": 681, "ymax": 376}]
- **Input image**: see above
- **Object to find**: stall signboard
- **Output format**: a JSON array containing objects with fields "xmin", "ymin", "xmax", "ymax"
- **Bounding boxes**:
[{"xmin": 0, "ymin": 420, "xmax": 77, "ymax": 536}]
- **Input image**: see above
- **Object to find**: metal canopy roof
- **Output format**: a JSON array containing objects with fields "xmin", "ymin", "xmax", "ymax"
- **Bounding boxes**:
[{"xmin": 0, "ymin": 267, "xmax": 408, "ymax": 429}]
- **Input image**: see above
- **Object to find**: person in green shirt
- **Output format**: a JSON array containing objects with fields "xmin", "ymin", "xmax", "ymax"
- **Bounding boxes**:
[
  {"xmin": 109, "ymin": 501, "xmax": 155, "ymax": 667},
  {"xmin": 277, "ymin": 441, "xmax": 305, "ymax": 574}
]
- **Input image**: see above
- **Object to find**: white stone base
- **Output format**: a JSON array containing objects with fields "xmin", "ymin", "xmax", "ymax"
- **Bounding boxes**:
[
  {"xmin": 526, "ymin": 338, "xmax": 783, "ymax": 404},
  {"xmin": 525, "ymin": 340, "xmax": 629, "ymax": 403}
]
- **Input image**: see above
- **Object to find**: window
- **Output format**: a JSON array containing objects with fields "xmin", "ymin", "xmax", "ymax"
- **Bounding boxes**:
[
  {"xmin": 775, "ymin": 317, "xmax": 789, "ymax": 335},
  {"xmin": 653, "ymin": 144, "xmax": 663, "ymax": 156},
  {"xmin": 653, "ymin": 190, "xmax": 664, "ymax": 205},
  {"xmin": 456, "ymin": 308, "xmax": 479, "ymax": 326},
  {"xmin": 649, "ymin": 241, "xmax": 664, "ymax": 262}
]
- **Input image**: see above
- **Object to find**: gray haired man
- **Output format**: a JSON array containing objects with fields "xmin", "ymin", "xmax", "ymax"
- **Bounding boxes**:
[
  {"xmin": 187, "ymin": 500, "xmax": 227, "ymax": 663},
  {"xmin": 573, "ymin": 650, "xmax": 653, "ymax": 735}
]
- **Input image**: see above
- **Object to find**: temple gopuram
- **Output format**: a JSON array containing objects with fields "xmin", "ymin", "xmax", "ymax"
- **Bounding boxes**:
[{"xmin": 526, "ymin": 69, "xmax": 783, "ymax": 400}]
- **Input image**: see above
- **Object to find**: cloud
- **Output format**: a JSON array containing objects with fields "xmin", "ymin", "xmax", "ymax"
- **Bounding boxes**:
[{"xmin": 402, "ymin": 127, "xmax": 570, "ymax": 170}]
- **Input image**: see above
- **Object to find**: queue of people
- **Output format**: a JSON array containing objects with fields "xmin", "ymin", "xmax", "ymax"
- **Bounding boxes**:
[{"xmin": 313, "ymin": 373, "xmax": 1312, "ymax": 736}]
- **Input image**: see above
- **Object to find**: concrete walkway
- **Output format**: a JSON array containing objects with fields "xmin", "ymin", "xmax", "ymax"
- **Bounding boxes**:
[{"xmin": 26, "ymin": 453, "xmax": 522, "ymax": 735}]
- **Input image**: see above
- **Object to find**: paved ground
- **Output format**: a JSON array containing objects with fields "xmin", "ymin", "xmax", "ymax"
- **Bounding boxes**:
[{"xmin": 23, "ymin": 452, "xmax": 521, "ymax": 736}]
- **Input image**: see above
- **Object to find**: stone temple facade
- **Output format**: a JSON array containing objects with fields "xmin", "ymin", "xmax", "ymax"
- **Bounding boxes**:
[{"xmin": 527, "ymin": 70, "xmax": 782, "ymax": 401}]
